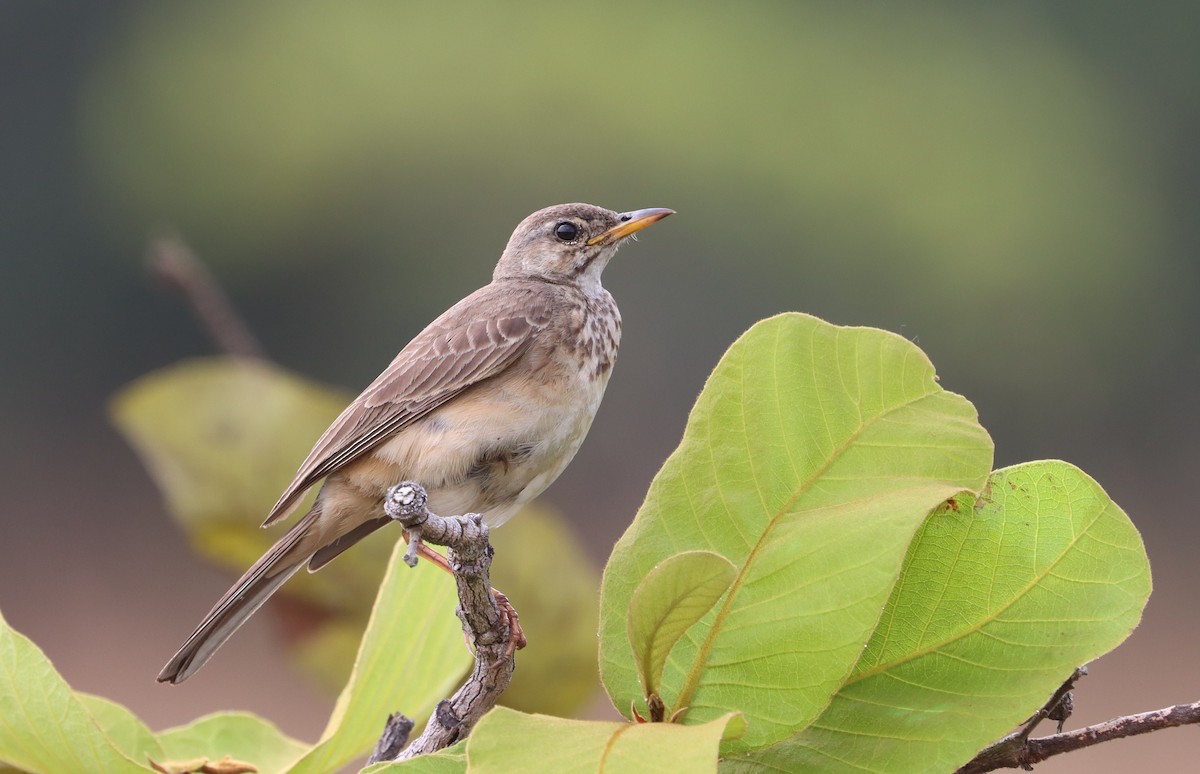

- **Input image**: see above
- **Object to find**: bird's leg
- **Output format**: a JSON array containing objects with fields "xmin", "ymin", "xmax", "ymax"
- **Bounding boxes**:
[
  {"xmin": 402, "ymin": 530, "xmax": 526, "ymax": 656},
  {"xmin": 400, "ymin": 527, "xmax": 425, "ymax": 568}
]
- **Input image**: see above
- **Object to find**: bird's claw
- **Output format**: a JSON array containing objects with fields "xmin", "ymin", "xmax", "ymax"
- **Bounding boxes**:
[{"xmin": 493, "ymin": 590, "xmax": 527, "ymax": 660}]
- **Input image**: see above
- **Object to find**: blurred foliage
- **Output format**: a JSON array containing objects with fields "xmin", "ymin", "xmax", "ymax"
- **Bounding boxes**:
[
  {"xmin": 110, "ymin": 358, "xmax": 380, "ymax": 613},
  {"xmin": 489, "ymin": 507, "xmax": 601, "ymax": 717},
  {"xmin": 76, "ymin": 1, "xmax": 1181, "ymax": 410},
  {"xmin": 110, "ymin": 357, "xmax": 601, "ymax": 717}
]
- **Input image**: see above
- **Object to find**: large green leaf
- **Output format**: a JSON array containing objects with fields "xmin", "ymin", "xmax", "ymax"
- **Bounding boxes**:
[
  {"xmin": 155, "ymin": 713, "xmax": 306, "ymax": 774},
  {"xmin": 284, "ymin": 538, "xmax": 470, "ymax": 774},
  {"xmin": 0, "ymin": 611, "xmax": 149, "ymax": 773},
  {"xmin": 463, "ymin": 707, "xmax": 742, "ymax": 773},
  {"xmin": 600, "ymin": 313, "xmax": 994, "ymax": 751},
  {"xmin": 723, "ymin": 460, "xmax": 1151, "ymax": 773}
]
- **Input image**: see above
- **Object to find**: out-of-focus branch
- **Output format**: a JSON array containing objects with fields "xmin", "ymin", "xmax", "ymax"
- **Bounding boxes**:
[
  {"xmin": 367, "ymin": 482, "xmax": 517, "ymax": 763},
  {"xmin": 147, "ymin": 234, "xmax": 264, "ymax": 359}
]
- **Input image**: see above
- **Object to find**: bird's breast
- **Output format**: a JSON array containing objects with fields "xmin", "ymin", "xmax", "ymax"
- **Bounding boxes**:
[{"xmin": 361, "ymin": 294, "xmax": 620, "ymax": 526}]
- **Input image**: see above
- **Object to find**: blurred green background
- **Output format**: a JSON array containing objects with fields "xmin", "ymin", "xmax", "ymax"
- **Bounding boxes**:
[{"xmin": 1, "ymin": 2, "xmax": 1197, "ymax": 771}]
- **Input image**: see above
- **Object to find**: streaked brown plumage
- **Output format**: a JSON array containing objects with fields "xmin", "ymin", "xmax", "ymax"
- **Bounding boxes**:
[{"xmin": 158, "ymin": 203, "xmax": 673, "ymax": 684}]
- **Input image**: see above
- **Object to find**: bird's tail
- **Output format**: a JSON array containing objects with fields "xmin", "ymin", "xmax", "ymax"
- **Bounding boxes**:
[{"xmin": 157, "ymin": 508, "xmax": 322, "ymax": 684}]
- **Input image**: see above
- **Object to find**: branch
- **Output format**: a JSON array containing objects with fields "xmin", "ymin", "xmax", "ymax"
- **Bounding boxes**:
[
  {"xmin": 958, "ymin": 667, "xmax": 1200, "ymax": 772},
  {"xmin": 146, "ymin": 234, "xmax": 264, "ymax": 359},
  {"xmin": 367, "ymin": 482, "xmax": 516, "ymax": 763}
]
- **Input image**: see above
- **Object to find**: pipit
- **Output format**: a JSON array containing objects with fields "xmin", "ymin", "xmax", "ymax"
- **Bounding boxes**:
[{"xmin": 158, "ymin": 202, "xmax": 674, "ymax": 683}]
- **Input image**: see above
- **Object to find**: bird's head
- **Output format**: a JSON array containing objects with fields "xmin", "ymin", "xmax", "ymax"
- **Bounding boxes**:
[{"xmin": 495, "ymin": 203, "xmax": 673, "ymax": 290}]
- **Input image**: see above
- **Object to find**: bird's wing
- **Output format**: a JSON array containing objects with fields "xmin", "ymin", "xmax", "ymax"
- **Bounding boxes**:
[{"xmin": 262, "ymin": 283, "xmax": 556, "ymax": 526}]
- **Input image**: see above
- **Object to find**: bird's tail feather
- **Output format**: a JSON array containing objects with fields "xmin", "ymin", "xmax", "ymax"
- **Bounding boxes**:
[{"xmin": 157, "ymin": 509, "xmax": 320, "ymax": 684}]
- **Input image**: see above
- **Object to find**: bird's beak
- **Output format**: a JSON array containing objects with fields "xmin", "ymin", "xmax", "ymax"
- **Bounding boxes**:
[{"xmin": 587, "ymin": 208, "xmax": 675, "ymax": 246}]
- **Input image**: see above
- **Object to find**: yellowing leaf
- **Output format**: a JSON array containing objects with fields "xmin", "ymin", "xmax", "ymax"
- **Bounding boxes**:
[
  {"xmin": 111, "ymin": 358, "xmax": 397, "ymax": 681},
  {"xmin": 110, "ymin": 358, "xmax": 391, "ymax": 614},
  {"xmin": 110, "ymin": 357, "xmax": 344, "ymax": 536}
]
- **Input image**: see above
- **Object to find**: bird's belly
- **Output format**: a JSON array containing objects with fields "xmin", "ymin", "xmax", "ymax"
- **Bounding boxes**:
[{"xmin": 356, "ymin": 368, "xmax": 609, "ymax": 526}]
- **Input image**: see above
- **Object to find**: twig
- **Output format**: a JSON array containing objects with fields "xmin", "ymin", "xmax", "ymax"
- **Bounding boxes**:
[
  {"xmin": 958, "ymin": 702, "xmax": 1200, "ymax": 772},
  {"xmin": 957, "ymin": 667, "xmax": 1085, "ymax": 773},
  {"xmin": 1020, "ymin": 666, "xmax": 1085, "ymax": 739},
  {"xmin": 957, "ymin": 666, "xmax": 1200, "ymax": 772},
  {"xmin": 368, "ymin": 713, "xmax": 414, "ymax": 764},
  {"xmin": 147, "ymin": 234, "xmax": 264, "ymax": 359},
  {"xmin": 368, "ymin": 481, "xmax": 516, "ymax": 762}
]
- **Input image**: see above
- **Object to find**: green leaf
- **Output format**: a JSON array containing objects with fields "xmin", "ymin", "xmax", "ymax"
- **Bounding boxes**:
[
  {"xmin": 361, "ymin": 741, "xmax": 466, "ymax": 773},
  {"xmin": 77, "ymin": 693, "xmax": 164, "ymax": 764},
  {"xmin": 600, "ymin": 313, "xmax": 994, "ymax": 751},
  {"xmin": 465, "ymin": 707, "xmax": 742, "ymax": 773},
  {"xmin": 627, "ymin": 551, "xmax": 737, "ymax": 701},
  {"xmin": 722, "ymin": 460, "xmax": 1151, "ymax": 773},
  {"xmin": 155, "ymin": 713, "xmax": 306, "ymax": 774},
  {"xmin": 0, "ymin": 610, "xmax": 150, "ymax": 773},
  {"xmin": 284, "ymin": 538, "xmax": 471, "ymax": 774}
]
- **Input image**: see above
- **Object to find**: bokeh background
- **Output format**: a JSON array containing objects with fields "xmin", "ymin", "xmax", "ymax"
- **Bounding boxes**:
[{"xmin": 2, "ymin": 2, "xmax": 1197, "ymax": 771}]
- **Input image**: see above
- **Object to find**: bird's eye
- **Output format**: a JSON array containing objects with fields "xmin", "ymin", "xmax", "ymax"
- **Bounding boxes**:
[{"xmin": 554, "ymin": 222, "xmax": 579, "ymax": 242}]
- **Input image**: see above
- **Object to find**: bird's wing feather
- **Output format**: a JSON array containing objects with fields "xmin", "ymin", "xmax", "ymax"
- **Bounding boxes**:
[{"xmin": 262, "ymin": 283, "xmax": 556, "ymax": 526}]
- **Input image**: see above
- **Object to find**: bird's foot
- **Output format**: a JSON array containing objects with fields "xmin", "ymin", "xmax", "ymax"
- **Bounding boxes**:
[
  {"xmin": 407, "ymin": 535, "xmax": 454, "ymax": 572},
  {"xmin": 409, "ymin": 537, "xmax": 523, "ymax": 657},
  {"xmin": 492, "ymin": 590, "xmax": 527, "ymax": 659}
]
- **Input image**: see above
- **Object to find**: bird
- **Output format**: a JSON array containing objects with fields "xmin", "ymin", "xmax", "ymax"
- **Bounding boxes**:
[{"xmin": 158, "ymin": 202, "xmax": 674, "ymax": 684}]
